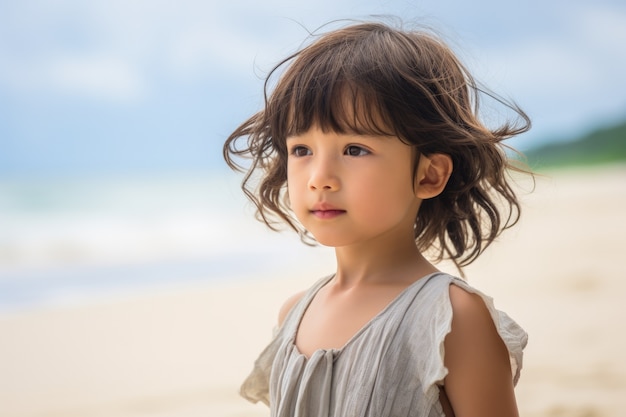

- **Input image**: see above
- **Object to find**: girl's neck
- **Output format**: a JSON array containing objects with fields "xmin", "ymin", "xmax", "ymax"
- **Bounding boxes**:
[{"xmin": 332, "ymin": 234, "xmax": 437, "ymax": 289}]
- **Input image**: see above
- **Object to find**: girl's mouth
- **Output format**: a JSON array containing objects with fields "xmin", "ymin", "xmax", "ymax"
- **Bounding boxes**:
[{"xmin": 311, "ymin": 209, "xmax": 346, "ymax": 219}]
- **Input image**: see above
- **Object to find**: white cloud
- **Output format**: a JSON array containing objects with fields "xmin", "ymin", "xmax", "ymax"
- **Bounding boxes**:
[
  {"xmin": 46, "ymin": 54, "xmax": 147, "ymax": 102},
  {"xmin": 579, "ymin": 4, "xmax": 626, "ymax": 48},
  {"xmin": 163, "ymin": 20, "xmax": 284, "ymax": 79},
  {"xmin": 0, "ymin": 50, "xmax": 146, "ymax": 103}
]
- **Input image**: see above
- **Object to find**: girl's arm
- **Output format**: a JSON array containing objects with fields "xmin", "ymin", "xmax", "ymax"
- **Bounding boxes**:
[{"xmin": 443, "ymin": 285, "xmax": 520, "ymax": 417}]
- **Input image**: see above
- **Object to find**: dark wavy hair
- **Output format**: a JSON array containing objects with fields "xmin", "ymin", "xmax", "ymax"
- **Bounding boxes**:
[{"xmin": 224, "ymin": 21, "xmax": 532, "ymax": 271}]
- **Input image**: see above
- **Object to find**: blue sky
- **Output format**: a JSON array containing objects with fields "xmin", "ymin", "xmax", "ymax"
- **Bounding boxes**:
[{"xmin": 1, "ymin": 0, "xmax": 625, "ymax": 177}]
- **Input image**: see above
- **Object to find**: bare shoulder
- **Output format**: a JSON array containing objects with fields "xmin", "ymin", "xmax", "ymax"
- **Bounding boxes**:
[
  {"xmin": 444, "ymin": 284, "xmax": 519, "ymax": 416},
  {"xmin": 278, "ymin": 290, "xmax": 307, "ymax": 327},
  {"xmin": 448, "ymin": 284, "xmax": 492, "ymax": 322},
  {"xmin": 446, "ymin": 284, "xmax": 505, "ymax": 356}
]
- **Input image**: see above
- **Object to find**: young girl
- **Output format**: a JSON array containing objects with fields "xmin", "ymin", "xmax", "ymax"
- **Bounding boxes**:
[{"xmin": 224, "ymin": 21, "xmax": 530, "ymax": 417}]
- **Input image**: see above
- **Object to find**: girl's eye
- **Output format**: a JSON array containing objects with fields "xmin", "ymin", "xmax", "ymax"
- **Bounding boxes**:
[
  {"xmin": 345, "ymin": 145, "xmax": 369, "ymax": 156},
  {"xmin": 290, "ymin": 146, "xmax": 311, "ymax": 157}
]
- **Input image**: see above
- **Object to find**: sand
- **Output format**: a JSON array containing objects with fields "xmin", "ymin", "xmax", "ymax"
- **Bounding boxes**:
[{"xmin": 1, "ymin": 165, "xmax": 625, "ymax": 417}]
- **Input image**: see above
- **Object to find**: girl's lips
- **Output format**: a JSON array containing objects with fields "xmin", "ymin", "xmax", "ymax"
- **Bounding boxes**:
[{"xmin": 311, "ymin": 209, "xmax": 346, "ymax": 219}]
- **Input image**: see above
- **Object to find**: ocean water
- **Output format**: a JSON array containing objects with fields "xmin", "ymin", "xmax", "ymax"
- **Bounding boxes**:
[{"xmin": 0, "ymin": 172, "xmax": 313, "ymax": 313}]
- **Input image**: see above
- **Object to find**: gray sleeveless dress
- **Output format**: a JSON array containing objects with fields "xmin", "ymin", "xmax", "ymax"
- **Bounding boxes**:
[{"xmin": 240, "ymin": 272, "xmax": 527, "ymax": 417}]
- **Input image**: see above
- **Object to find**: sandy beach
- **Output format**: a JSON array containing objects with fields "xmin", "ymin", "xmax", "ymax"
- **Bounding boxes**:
[{"xmin": 1, "ymin": 165, "xmax": 625, "ymax": 417}]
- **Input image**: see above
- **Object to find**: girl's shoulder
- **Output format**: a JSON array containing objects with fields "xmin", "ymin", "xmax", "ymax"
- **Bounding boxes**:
[{"xmin": 278, "ymin": 290, "xmax": 307, "ymax": 327}]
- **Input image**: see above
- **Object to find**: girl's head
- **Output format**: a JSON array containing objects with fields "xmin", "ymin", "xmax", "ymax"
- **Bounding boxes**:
[{"xmin": 224, "ymin": 21, "xmax": 531, "ymax": 270}]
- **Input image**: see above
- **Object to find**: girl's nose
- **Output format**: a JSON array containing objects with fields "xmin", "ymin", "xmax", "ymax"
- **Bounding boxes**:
[{"xmin": 308, "ymin": 158, "xmax": 340, "ymax": 191}]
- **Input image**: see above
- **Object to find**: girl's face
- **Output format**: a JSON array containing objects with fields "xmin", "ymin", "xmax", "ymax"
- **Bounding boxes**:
[{"xmin": 286, "ymin": 126, "xmax": 421, "ymax": 248}]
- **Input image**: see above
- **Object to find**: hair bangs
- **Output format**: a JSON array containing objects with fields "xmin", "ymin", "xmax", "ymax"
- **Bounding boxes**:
[{"xmin": 285, "ymin": 81, "xmax": 397, "ymax": 138}]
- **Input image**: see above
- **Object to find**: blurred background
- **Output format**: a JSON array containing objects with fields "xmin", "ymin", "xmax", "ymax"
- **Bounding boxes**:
[{"xmin": 1, "ymin": 1, "xmax": 625, "ymax": 416}]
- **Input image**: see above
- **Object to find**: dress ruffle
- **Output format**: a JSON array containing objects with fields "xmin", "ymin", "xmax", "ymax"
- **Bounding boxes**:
[{"xmin": 421, "ymin": 277, "xmax": 528, "ymax": 392}]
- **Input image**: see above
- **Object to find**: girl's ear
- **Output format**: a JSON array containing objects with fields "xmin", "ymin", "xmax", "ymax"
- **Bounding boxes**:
[{"xmin": 415, "ymin": 154, "xmax": 453, "ymax": 199}]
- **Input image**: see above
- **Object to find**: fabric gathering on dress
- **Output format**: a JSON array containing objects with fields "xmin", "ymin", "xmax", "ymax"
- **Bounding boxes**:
[{"xmin": 240, "ymin": 272, "xmax": 528, "ymax": 417}]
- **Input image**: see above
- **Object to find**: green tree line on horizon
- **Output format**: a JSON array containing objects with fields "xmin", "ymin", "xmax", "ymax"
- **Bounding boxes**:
[{"xmin": 522, "ymin": 118, "xmax": 626, "ymax": 170}]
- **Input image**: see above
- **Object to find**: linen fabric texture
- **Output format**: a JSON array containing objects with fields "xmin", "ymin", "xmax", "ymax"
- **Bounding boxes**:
[{"xmin": 240, "ymin": 272, "xmax": 527, "ymax": 417}]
